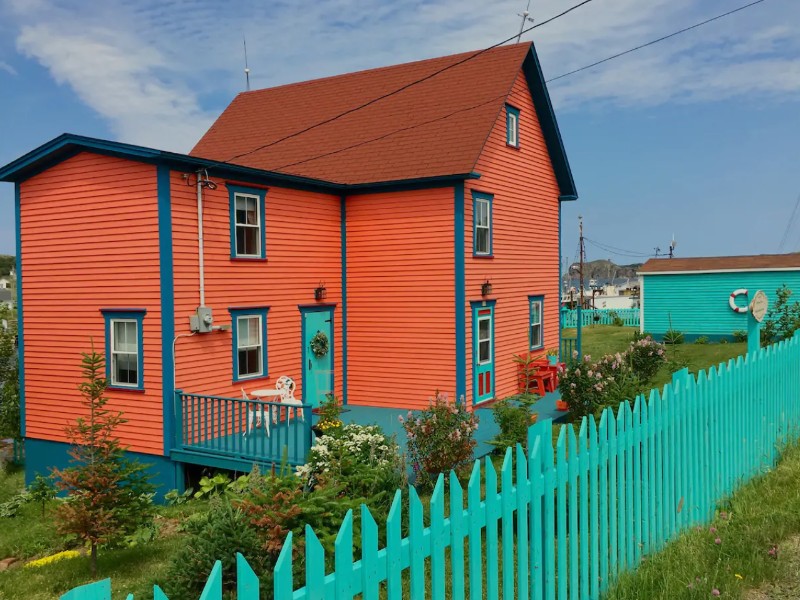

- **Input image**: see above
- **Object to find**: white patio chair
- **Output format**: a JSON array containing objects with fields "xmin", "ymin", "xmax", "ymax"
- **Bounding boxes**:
[
  {"xmin": 275, "ymin": 376, "xmax": 304, "ymax": 422},
  {"xmin": 243, "ymin": 387, "xmax": 270, "ymax": 437}
]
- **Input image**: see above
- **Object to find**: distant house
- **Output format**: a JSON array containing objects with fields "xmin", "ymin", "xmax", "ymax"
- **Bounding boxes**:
[
  {"xmin": 0, "ymin": 288, "xmax": 12, "ymax": 309},
  {"xmin": 1, "ymin": 42, "xmax": 577, "ymax": 491},
  {"xmin": 0, "ymin": 277, "xmax": 11, "ymax": 289},
  {"xmin": 639, "ymin": 254, "xmax": 800, "ymax": 341}
]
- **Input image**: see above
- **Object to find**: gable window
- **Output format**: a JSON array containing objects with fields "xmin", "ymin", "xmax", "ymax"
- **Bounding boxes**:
[
  {"xmin": 101, "ymin": 309, "xmax": 145, "ymax": 390},
  {"xmin": 228, "ymin": 185, "xmax": 267, "ymax": 259},
  {"xmin": 230, "ymin": 307, "xmax": 269, "ymax": 381},
  {"xmin": 506, "ymin": 105, "xmax": 520, "ymax": 148},
  {"xmin": 529, "ymin": 296, "xmax": 544, "ymax": 350},
  {"xmin": 473, "ymin": 191, "xmax": 493, "ymax": 257}
]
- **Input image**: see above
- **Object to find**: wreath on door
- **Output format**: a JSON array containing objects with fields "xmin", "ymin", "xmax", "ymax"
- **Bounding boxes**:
[{"xmin": 310, "ymin": 331, "xmax": 329, "ymax": 358}]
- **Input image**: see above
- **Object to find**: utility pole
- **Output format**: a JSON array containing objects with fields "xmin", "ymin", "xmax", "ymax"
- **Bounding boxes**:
[{"xmin": 577, "ymin": 216, "xmax": 584, "ymax": 358}]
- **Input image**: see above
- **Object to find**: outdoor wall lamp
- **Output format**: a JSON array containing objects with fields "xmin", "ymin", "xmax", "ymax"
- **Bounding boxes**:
[
  {"xmin": 481, "ymin": 279, "xmax": 493, "ymax": 297},
  {"xmin": 314, "ymin": 282, "xmax": 327, "ymax": 301}
]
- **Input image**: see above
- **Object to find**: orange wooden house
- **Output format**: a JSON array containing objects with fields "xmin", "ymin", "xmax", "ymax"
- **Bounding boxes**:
[{"xmin": 1, "ymin": 42, "xmax": 577, "ymax": 491}]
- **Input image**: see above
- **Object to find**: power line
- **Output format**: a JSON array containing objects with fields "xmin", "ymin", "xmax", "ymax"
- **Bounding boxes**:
[
  {"xmin": 778, "ymin": 191, "xmax": 800, "ymax": 252},
  {"xmin": 274, "ymin": 93, "xmax": 508, "ymax": 171},
  {"xmin": 546, "ymin": 0, "xmax": 767, "ymax": 83},
  {"xmin": 584, "ymin": 237, "xmax": 652, "ymax": 259},
  {"xmin": 225, "ymin": 0, "xmax": 596, "ymax": 164}
]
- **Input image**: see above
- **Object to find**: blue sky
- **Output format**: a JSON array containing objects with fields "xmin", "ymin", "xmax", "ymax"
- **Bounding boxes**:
[{"xmin": 1, "ymin": 0, "xmax": 798, "ymax": 263}]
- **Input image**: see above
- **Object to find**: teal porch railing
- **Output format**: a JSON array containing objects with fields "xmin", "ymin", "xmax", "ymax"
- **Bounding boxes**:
[
  {"xmin": 562, "ymin": 307, "xmax": 640, "ymax": 328},
  {"xmin": 560, "ymin": 336, "xmax": 576, "ymax": 361},
  {"xmin": 174, "ymin": 392, "xmax": 313, "ymax": 469},
  {"xmin": 64, "ymin": 336, "xmax": 800, "ymax": 599}
]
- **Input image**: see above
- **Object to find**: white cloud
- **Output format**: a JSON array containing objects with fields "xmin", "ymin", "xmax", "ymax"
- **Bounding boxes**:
[
  {"xmin": 4, "ymin": 0, "xmax": 800, "ymax": 151},
  {"xmin": 0, "ymin": 60, "xmax": 15, "ymax": 75}
]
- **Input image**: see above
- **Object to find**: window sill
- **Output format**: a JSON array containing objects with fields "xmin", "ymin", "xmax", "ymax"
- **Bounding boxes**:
[
  {"xmin": 108, "ymin": 386, "xmax": 146, "ymax": 393},
  {"xmin": 232, "ymin": 374, "xmax": 271, "ymax": 385},
  {"xmin": 473, "ymin": 253, "xmax": 494, "ymax": 259},
  {"xmin": 506, "ymin": 143, "xmax": 521, "ymax": 150},
  {"xmin": 230, "ymin": 257, "xmax": 268, "ymax": 262}
]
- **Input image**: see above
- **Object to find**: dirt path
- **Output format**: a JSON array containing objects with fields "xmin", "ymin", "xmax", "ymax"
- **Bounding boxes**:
[{"xmin": 745, "ymin": 536, "xmax": 800, "ymax": 600}]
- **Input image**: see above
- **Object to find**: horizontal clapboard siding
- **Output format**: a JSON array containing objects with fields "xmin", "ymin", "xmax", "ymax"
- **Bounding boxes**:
[
  {"xmin": 171, "ymin": 174, "xmax": 343, "ymax": 402},
  {"xmin": 465, "ymin": 70, "xmax": 560, "ymax": 406},
  {"xmin": 346, "ymin": 188, "xmax": 455, "ymax": 408},
  {"xmin": 641, "ymin": 270, "xmax": 800, "ymax": 337},
  {"xmin": 20, "ymin": 152, "xmax": 164, "ymax": 454}
]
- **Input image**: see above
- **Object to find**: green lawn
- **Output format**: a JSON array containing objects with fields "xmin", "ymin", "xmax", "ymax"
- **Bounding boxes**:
[
  {"xmin": 605, "ymin": 441, "xmax": 800, "ymax": 600},
  {"xmin": 563, "ymin": 325, "xmax": 748, "ymax": 389}
]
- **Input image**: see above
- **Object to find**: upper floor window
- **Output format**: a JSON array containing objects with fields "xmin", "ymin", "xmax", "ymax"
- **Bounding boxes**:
[
  {"xmin": 506, "ymin": 105, "xmax": 520, "ymax": 148},
  {"xmin": 473, "ymin": 192, "xmax": 493, "ymax": 257},
  {"xmin": 529, "ymin": 296, "xmax": 544, "ymax": 350},
  {"xmin": 101, "ymin": 309, "xmax": 145, "ymax": 390},
  {"xmin": 228, "ymin": 185, "xmax": 267, "ymax": 259},
  {"xmin": 230, "ymin": 307, "xmax": 269, "ymax": 381}
]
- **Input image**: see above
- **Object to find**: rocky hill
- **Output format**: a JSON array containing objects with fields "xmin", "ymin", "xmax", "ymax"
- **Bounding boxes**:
[{"xmin": 567, "ymin": 259, "xmax": 642, "ymax": 281}]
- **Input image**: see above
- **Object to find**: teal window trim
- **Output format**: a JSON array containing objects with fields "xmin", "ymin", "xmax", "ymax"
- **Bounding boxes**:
[
  {"xmin": 506, "ymin": 104, "xmax": 520, "ymax": 148},
  {"xmin": 228, "ymin": 184, "xmax": 267, "ymax": 259},
  {"xmin": 101, "ymin": 309, "xmax": 146, "ymax": 391},
  {"xmin": 472, "ymin": 191, "xmax": 493, "ymax": 257},
  {"xmin": 229, "ymin": 306, "xmax": 269, "ymax": 382},
  {"xmin": 529, "ymin": 295, "xmax": 544, "ymax": 350}
]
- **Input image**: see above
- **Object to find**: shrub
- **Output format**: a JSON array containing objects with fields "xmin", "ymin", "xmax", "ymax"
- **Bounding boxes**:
[
  {"xmin": 663, "ymin": 329, "xmax": 685, "ymax": 345},
  {"xmin": 296, "ymin": 423, "xmax": 404, "ymax": 515},
  {"xmin": 28, "ymin": 474, "xmax": 56, "ymax": 517},
  {"xmin": 762, "ymin": 285, "xmax": 800, "ymax": 345},
  {"xmin": 626, "ymin": 337, "xmax": 667, "ymax": 382},
  {"xmin": 488, "ymin": 395, "xmax": 538, "ymax": 451},
  {"xmin": 316, "ymin": 393, "xmax": 344, "ymax": 434},
  {"xmin": 558, "ymin": 355, "xmax": 612, "ymax": 420},
  {"xmin": 608, "ymin": 311, "xmax": 624, "ymax": 327},
  {"xmin": 632, "ymin": 330, "xmax": 653, "ymax": 343},
  {"xmin": 402, "ymin": 391, "xmax": 478, "ymax": 488},
  {"xmin": 694, "ymin": 336, "xmax": 710, "ymax": 345},
  {"xmin": 732, "ymin": 330, "xmax": 748, "ymax": 343},
  {"xmin": 0, "ymin": 305, "xmax": 20, "ymax": 442},
  {"xmin": 164, "ymin": 499, "xmax": 264, "ymax": 599}
]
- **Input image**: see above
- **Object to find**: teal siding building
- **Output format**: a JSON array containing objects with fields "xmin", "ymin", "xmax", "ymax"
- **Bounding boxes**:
[{"xmin": 639, "ymin": 254, "xmax": 800, "ymax": 341}]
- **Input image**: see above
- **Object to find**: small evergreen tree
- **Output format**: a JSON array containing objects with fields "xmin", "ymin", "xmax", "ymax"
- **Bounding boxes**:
[
  {"xmin": 52, "ymin": 344, "xmax": 155, "ymax": 576},
  {"xmin": 28, "ymin": 474, "xmax": 56, "ymax": 517}
]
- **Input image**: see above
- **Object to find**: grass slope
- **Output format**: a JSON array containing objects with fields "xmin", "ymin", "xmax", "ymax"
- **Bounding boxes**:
[{"xmin": 606, "ymin": 441, "xmax": 800, "ymax": 599}]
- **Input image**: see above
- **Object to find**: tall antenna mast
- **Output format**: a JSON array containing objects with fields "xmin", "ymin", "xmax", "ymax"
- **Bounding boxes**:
[
  {"xmin": 577, "ymin": 215, "xmax": 584, "ymax": 357},
  {"xmin": 516, "ymin": 0, "xmax": 534, "ymax": 43},
  {"xmin": 243, "ymin": 35, "xmax": 251, "ymax": 91}
]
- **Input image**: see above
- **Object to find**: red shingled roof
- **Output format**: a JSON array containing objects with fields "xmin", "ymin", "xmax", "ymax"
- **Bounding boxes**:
[
  {"xmin": 639, "ymin": 254, "xmax": 800, "ymax": 274},
  {"xmin": 191, "ymin": 43, "xmax": 533, "ymax": 185}
]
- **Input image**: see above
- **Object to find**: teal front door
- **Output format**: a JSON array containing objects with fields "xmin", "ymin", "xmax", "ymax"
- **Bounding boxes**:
[
  {"xmin": 473, "ymin": 302, "xmax": 495, "ymax": 404},
  {"xmin": 302, "ymin": 307, "xmax": 334, "ymax": 408}
]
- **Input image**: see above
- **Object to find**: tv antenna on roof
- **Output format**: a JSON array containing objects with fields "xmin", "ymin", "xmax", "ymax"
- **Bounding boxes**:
[
  {"xmin": 669, "ymin": 235, "xmax": 677, "ymax": 258},
  {"xmin": 243, "ymin": 35, "xmax": 251, "ymax": 91},
  {"xmin": 516, "ymin": 0, "xmax": 534, "ymax": 43}
]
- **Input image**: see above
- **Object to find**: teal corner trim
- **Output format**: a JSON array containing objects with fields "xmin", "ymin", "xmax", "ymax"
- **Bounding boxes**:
[
  {"xmin": 100, "ymin": 309, "xmax": 146, "ymax": 391},
  {"xmin": 558, "ymin": 200, "xmax": 562, "ymax": 356},
  {"xmin": 505, "ymin": 104, "xmax": 520, "ymax": 147},
  {"xmin": 528, "ymin": 295, "xmax": 545, "ymax": 351},
  {"xmin": 227, "ymin": 184, "xmax": 267, "ymax": 260},
  {"xmin": 471, "ymin": 190, "xmax": 494, "ymax": 258},
  {"xmin": 14, "ymin": 183, "xmax": 24, "ymax": 437},
  {"xmin": 229, "ymin": 307, "xmax": 270, "ymax": 382},
  {"xmin": 454, "ymin": 182, "xmax": 466, "ymax": 403},
  {"xmin": 157, "ymin": 165, "xmax": 175, "ymax": 454},
  {"xmin": 523, "ymin": 45, "xmax": 577, "ymax": 199},
  {"xmin": 340, "ymin": 195, "xmax": 348, "ymax": 404}
]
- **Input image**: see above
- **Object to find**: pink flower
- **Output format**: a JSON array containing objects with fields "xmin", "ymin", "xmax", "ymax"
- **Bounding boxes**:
[
  {"xmin": 587, "ymin": 370, "xmax": 594, "ymax": 377},
  {"xmin": 575, "ymin": 369, "xmax": 581, "ymax": 376},
  {"xmin": 709, "ymin": 526, "xmax": 717, "ymax": 534},
  {"xmin": 715, "ymin": 537, "xmax": 722, "ymax": 545},
  {"xmin": 711, "ymin": 589, "xmax": 720, "ymax": 597},
  {"xmin": 768, "ymin": 546, "xmax": 778, "ymax": 558},
  {"xmin": 719, "ymin": 511, "xmax": 728, "ymax": 520}
]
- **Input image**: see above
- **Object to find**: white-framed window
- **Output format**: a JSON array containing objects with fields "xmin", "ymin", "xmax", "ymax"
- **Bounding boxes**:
[
  {"xmin": 473, "ymin": 194, "xmax": 492, "ymax": 256},
  {"xmin": 101, "ymin": 309, "xmax": 145, "ymax": 390},
  {"xmin": 506, "ymin": 104, "xmax": 520, "ymax": 147},
  {"xmin": 478, "ymin": 314, "xmax": 492, "ymax": 364},
  {"xmin": 236, "ymin": 315, "xmax": 263, "ymax": 378},
  {"xmin": 529, "ymin": 296, "xmax": 543, "ymax": 349},
  {"xmin": 234, "ymin": 193, "xmax": 261, "ymax": 257}
]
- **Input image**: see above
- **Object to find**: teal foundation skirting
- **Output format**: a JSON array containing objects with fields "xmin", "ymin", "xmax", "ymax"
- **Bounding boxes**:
[{"xmin": 24, "ymin": 438, "xmax": 184, "ymax": 501}]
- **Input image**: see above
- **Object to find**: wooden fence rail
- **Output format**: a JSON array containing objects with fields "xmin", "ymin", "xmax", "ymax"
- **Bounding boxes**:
[
  {"xmin": 62, "ymin": 335, "xmax": 800, "ymax": 599},
  {"xmin": 562, "ymin": 308, "xmax": 640, "ymax": 328}
]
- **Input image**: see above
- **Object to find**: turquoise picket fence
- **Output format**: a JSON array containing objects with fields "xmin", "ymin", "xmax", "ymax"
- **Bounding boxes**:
[
  {"xmin": 562, "ymin": 308, "xmax": 640, "ymax": 328},
  {"xmin": 61, "ymin": 336, "xmax": 800, "ymax": 600}
]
